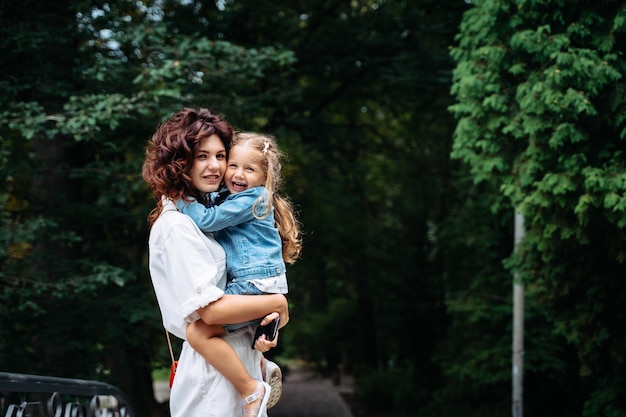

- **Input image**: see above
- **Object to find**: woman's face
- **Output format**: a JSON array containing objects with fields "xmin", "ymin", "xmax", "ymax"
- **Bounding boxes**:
[{"xmin": 190, "ymin": 134, "xmax": 227, "ymax": 194}]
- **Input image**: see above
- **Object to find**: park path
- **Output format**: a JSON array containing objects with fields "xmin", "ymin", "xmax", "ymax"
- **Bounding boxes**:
[{"xmin": 269, "ymin": 366, "xmax": 354, "ymax": 417}]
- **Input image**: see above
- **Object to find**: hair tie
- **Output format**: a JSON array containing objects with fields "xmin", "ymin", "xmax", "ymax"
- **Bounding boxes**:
[{"xmin": 262, "ymin": 141, "xmax": 270, "ymax": 154}]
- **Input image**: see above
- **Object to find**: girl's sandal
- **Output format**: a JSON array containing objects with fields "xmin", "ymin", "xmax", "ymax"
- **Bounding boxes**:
[{"xmin": 242, "ymin": 380, "xmax": 272, "ymax": 417}]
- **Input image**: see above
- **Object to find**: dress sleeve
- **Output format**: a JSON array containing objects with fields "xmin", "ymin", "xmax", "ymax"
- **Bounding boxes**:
[{"xmin": 163, "ymin": 220, "xmax": 226, "ymax": 323}]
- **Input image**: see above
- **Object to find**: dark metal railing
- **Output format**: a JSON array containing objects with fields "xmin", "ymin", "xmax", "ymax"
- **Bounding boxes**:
[{"xmin": 0, "ymin": 372, "xmax": 136, "ymax": 417}]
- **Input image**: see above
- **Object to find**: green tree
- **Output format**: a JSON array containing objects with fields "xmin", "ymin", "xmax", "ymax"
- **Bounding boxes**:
[
  {"xmin": 1, "ymin": 1, "xmax": 295, "ymax": 416},
  {"xmin": 2, "ymin": 0, "xmax": 471, "ymax": 416},
  {"xmin": 448, "ymin": 1, "xmax": 626, "ymax": 416},
  {"xmin": 207, "ymin": 2, "xmax": 467, "ymax": 413}
]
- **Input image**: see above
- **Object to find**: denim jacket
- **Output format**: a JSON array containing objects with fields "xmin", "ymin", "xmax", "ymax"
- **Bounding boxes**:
[{"xmin": 176, "ymin": 187, "xmax": 285, "ymax": 281}]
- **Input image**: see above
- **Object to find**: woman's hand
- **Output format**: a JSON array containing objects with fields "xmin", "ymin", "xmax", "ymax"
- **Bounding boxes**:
[
  {"xmin": 259, "ymin": 312, "xmax": 279, "ymax": 326},
  {"xmin": 252, "ymin": 312, "xmax": 281, "ymax": 351},
  {"xmin": 253, "ymin": 331, "xmax": 279, "ymax": 352}
]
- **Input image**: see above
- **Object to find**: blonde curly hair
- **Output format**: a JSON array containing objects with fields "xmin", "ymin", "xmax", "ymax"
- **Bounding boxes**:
[{"xmin": 231, "ymin": 131, "xmax": 302, "ymax": 264}]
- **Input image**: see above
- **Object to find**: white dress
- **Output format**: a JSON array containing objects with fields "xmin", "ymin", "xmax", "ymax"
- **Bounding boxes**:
[{"xmin": 148, "ymin": 198, "xmax": 265, "ymax": 417}]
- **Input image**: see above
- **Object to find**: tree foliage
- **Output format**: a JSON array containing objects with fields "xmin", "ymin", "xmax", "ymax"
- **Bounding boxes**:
[
  {"xmin": 1, "ymin": 1, "xmax": 297, "ymax": 415},
  {"xmin": 7, "ymin": 0, "xmax": 624, "ymax": 416},
  {"xmin": 449, "ymin": 0, "xmax": 626, "ymax": 415},
  {"xmin": 1, "ymin": 0, "xmax": 466, "ymax": 415}
]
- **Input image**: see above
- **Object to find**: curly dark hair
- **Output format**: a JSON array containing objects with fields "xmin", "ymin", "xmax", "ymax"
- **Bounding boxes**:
[{"xmin": 142, "ymin": 108, "xmax": 233, "ymax": 226}]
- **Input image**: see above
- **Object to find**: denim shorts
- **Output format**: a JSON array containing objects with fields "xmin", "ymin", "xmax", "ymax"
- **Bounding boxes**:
[{"xmin": 223, "ymin": 280, "xmax": 264, "ymax": 333}]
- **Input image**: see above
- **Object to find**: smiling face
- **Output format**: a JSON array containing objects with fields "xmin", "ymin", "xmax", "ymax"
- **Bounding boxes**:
[
  {"xmin": 225, "ymin": 142, "xmax": 267, "ymax": 194},
  {"xmin": 190, "ymin": 134, "xmax": 227, "ymax": 194}
]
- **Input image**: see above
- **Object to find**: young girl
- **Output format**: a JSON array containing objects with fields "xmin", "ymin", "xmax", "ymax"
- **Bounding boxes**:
[{"xmin": 176, "ymin": 131, "xmax": 302, "ymax": 416}]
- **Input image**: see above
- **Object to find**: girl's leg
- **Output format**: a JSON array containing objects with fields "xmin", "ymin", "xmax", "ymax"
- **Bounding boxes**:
[{"xmin": 187, "ymin": 320, "xmax": 269, "ymax": 416}]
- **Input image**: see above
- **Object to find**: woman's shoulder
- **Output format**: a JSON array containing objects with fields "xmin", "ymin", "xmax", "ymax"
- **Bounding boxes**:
[
  {"xmin": 151, "ymin": 202, "xmax": 205, "ymax": 237},
  {"xmin": 150, "ymin": 210, "xmax": 225, "ymax": 259},
  {"xmin": 150, "ymin": 210, "xmax": 193, "ymax": 240}
]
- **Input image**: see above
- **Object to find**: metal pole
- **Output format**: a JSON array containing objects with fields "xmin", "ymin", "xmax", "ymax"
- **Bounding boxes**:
[{"xmin": 512, "ymin": 210, "xmax": 524, "ymax": 417}]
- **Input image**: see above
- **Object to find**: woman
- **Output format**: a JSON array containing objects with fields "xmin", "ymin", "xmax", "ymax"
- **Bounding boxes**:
[{"xmin": 142, "ymin": 107, "xmax": 288, "ymax": 417}]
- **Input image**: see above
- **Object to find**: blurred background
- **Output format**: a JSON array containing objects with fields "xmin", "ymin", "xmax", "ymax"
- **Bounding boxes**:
[{"xmin": 2, "ymin": 1, "xmax": 626, "ymax": 416}]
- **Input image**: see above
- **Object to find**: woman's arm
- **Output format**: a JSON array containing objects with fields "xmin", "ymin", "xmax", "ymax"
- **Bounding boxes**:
[{"xmin": 196, "ymin": 293, "xmax": 289, "ymax": 328}]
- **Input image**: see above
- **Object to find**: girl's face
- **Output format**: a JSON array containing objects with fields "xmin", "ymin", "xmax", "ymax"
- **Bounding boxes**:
[
  {"xmin": 225, "ymin": 143, "xmax": 266, "ymax": 194},
  {"xmin": 190, "ymin": 134, "xmax": 227, "ymax": 194}
]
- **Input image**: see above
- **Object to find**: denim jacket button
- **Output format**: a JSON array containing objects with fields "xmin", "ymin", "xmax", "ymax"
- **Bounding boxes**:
[{"xmin": 276, "ymin": 267, "xmax": 282, "ymax": 274}]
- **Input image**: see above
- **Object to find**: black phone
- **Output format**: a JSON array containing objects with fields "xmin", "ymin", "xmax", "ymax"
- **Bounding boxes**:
[{"xmin": 251, "ymin": 318, "xmax": 280, "ymax": 349}]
